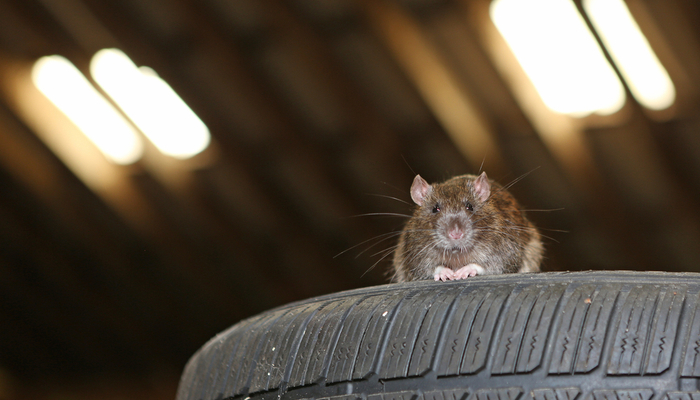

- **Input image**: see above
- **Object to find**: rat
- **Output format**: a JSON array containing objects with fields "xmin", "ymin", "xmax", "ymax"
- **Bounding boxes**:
[{"xmin": 391, "ymin": 172, "xmax": 543, "ymax": 282}]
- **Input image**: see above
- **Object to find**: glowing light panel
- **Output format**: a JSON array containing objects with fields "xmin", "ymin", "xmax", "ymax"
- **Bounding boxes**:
[
  {"xmin": 584, "ymin": 0, "xmax": 675, "ymax": 110},
  {"xmin": 490, "ymin": 0, "xmax": 626, "ymax": 117},
  {"xmin": 32, "ymin": 55, "xmax": 144, "ymax": 164},
  {"xmin": 91, "ymin": 49, "xmax": 210, "ymax": 159}
]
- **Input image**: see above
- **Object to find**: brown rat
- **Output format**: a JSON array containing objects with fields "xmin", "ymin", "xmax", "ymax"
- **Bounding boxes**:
[{"xmin": 392, "ymin": 172, "xmax": 543, "ymax": 282}]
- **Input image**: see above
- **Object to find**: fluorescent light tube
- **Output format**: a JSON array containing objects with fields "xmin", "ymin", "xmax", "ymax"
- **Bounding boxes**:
[
  {"xmin": 91, "ymin": 48, "xmax": 211, "ymax": 159},
  {"xmin": 490, "ymin": 0, "xmax": 626, "ymax": 117},
  {"xmin": 584, "ymin": 0, "xmax": 675, "ymax": 111},
  {"xmin": 32, "ymin": 55, "xmax": 144, "ymax": 164}
]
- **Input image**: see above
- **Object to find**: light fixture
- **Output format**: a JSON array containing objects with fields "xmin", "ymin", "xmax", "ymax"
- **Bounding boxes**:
[
  {"xmin": 90, "ymin": 48, "xmax": 211, "ymax": 159},
  {"xmin": 31, "ymin": 55, "xmax": 144, "ymax": 165},
  {"xmin": 490, "ymin": 0, "xmax": 626, "ymax": 117},
  {"xmin": 583, "ymin": 0, "xmax": 675, "ymax": 111}
]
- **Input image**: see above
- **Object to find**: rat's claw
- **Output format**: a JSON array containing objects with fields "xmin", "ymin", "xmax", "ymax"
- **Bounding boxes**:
[
  {"xmin": 433, "ymin": 266, "xmax": 455, "ymax": 281},
  {"xmin": 453, "ymin": 263, "xmax": 485, "ymax": 279}
]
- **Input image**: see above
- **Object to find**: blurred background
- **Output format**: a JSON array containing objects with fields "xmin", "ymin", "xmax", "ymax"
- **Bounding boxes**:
[{"xmin": 0, "ymin": 0, "xmax": 700, "ymax": 398}]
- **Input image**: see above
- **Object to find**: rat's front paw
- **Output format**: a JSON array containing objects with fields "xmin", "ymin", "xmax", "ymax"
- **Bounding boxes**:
[
  {"xmin": 453, "ymin": 263, "xmax": 485, "ymax": 280},
  {"xmin": 433, "ymin": 266, "xmax": 455, "ymax": 281}
]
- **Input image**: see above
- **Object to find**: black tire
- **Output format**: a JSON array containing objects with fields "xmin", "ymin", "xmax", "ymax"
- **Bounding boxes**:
[{"xmin": 176, "ymin": 271, "xmax": 700, "ymax": 400}]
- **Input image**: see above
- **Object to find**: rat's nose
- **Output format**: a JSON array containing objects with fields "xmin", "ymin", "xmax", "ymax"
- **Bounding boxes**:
[
  {"xmin": 445, "ymin": 217, "xmax": 467, "ymax": 240},
  {"xmin": 448, "ymin": 227, "xmax": 464, "ymax": 240}
]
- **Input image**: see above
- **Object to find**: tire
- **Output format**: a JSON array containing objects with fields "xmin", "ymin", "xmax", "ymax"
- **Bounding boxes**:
[{"xmin": 176, "ymin": 271, "xmax": 700, "ymax": 400}]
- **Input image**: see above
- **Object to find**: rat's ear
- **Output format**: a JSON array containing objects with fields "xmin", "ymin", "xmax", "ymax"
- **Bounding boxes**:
[
  {"xmin": 410, "ymin": 175, "xmax": 432, "ymax": 206},
  {"xmin": 474, "ymin": 172, "xmax": 491, "ymax": 202}
]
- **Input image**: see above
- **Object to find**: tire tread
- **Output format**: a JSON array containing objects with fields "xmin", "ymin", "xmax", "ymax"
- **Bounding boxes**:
[{"xmin": 176, "ymin": 272, "xmax": 700, "ymax": 400}]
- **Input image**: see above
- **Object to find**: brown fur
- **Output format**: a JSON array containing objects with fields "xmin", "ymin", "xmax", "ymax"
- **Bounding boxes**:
[{"xmin": 392, "ymin": 173, "xmax": 543, "ymax": 282}]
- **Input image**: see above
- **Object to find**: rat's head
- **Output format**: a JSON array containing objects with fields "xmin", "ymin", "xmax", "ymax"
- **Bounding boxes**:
[{"xmin": 409, "ymin": 172, "xmax": 492, "ymax": 254}]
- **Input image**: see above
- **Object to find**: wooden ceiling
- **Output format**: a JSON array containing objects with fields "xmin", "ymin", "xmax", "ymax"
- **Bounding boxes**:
[{"xmin": 2, "ymin": 0, "xmax": 700, "ymax": 396}]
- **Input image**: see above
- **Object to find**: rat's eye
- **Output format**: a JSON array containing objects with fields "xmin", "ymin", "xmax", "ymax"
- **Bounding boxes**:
[
  {"xmin": 432, "ymin": 203, "xmax": 441, "ymax": 213},
  {"xmin": 465, "ymin": 202, "xmax": 474, "ymax": 211}
]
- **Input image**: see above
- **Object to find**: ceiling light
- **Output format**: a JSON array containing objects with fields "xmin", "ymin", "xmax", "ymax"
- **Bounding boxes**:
[
  {"xmin": 90, "ymin": 49, "xmax": 210, "ymax": 159},
  {"xmin": 31, "ymin": 55, "xmax": 144, "ymax": 165},
  {"xmin": 490, "ymin": 0, "xmax": 626, "ymax": 117},
  {"xmin": 584, "ymin": 0, "xmax": 675, "ymax": 111}
]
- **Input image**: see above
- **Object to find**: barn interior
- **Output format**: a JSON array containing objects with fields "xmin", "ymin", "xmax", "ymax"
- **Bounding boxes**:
[{"xmin": 0, "ymin": 0, "xmax": 699, "ymax": 398}]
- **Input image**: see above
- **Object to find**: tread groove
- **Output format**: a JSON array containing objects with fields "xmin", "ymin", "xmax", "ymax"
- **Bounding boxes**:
[{"xmin": 176, "ymin": 272, "xmax": 700, "ymax": 400}]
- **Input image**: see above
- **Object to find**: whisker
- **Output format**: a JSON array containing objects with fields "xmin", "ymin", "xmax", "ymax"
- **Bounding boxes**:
[
  {"xmin": 519, "ymin": 208, "xmax": 565, "ymax": 213},
  {"xmin": 403, "ymin": 235, "xmax": 439, "ymax": 269},
  {"xmin": 496, "ymin": 224, "xmax": 565, "ymax": 239},
  {"xmin": 362, "ymin": 245, "xmax": 399, "ymax": 278},
  {"xmin": 474, "ymin": 226, "xmax": 560, "ymax": 243},
  {"xmin": 343, "ymin": 212, "xmax": 413, "ymax": 219},
  {"xmin": 334, "ymin": 231, "xmax": 401, "ymax": 258},
  {"xmin": 494, "ymin": 166, "xmax": 540, "ymax": 195},
  {"xmin": 370, "ymin": 245, "xmax": 397, "ymax": 259},
  {"xmin": 354, "ymin": 232, "xmax": 403, "ymax": 259},
  {"xmin": 380, "ymin": 180, "xmax": 409, "ymax": 196},
  {"xmin": 538, "ymin": 227, "xmax": 569, "ymax": 233},
  {"xmin": 349, "ymin": 212, "xmax": 412, "ymax": 218},
  {"xmin": 365, "ymin": 193, "xmax": 412, "ymax": 205},
  {"xmin": 401, "ymin": 154, "xmax": 417, "ymax": 176}
]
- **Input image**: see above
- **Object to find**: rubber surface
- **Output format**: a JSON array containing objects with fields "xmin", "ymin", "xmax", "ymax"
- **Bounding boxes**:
[{"xmin": 176, "ymin": 271, "xmax": 700, "ymax": 400}]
